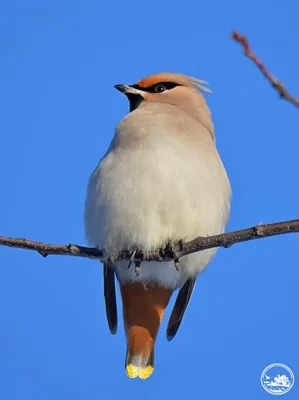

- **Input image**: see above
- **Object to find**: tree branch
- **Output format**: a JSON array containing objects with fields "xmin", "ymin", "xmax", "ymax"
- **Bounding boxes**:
[
  {"xmin": 1, "ymin": 218, "xmax": 299, "ymax": 263},
  {"xmin": 231, "ymin": 31, "xmax": 299, "ymax": 108}
]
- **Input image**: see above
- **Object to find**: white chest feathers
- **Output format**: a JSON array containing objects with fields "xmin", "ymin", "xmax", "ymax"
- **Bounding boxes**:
[{"xmin": 85, "ymin": 105, "xmax": 231, "ymax": 288}]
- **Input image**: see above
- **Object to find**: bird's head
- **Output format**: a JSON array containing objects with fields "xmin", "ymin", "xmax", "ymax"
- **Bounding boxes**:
[{"xmin": 114, "ymin": 72, "xmax": 214, "ymax": 137}]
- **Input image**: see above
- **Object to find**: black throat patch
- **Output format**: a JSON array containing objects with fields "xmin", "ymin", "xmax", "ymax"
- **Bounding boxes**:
[{"xmin": 126, "ymin": 93, "xmax": 144, "ymax": 112}]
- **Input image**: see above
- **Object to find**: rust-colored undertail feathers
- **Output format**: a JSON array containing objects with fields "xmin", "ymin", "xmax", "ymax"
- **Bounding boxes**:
[{"xmin": 120, "ymin": 282, "xmax": 173, "ymax": 379}]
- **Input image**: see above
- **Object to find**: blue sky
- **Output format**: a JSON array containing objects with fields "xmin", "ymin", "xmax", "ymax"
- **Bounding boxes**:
[{"xmin": 0, "ymin": 0, "xmax": 298, "ymax": 398}]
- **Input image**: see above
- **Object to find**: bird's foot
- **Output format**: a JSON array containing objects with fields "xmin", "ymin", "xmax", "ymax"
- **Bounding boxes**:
[
  {"xmin": 174, "ymin": 258, "xmax": 180, "ymax": 271},
  {"xmin": 127, "ymin": 249, "xmax": 142, "ymax": 276},
  {"xmin": 134, "ymin": 261, "xmax": 141, "ymax": 276},
  {"xmin": 162, "ymin": 240, "xmax": 181, "ymax": 271},
  {"xmin": 127, "ymin": 249, "xmax": 137, "ymax": 269},
  {"xmin": 178, "ymin": 239, "xmax": 184, "ymax": 252}
]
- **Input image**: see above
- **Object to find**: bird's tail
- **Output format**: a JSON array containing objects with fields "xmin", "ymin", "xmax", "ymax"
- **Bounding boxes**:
[
  {"xmin": 120, "ymin": 282, "xmax": 173, "ymax": 379},
  {"xmin": 125, "ymin": 346, "xmax": 154, "ymax": 380}
]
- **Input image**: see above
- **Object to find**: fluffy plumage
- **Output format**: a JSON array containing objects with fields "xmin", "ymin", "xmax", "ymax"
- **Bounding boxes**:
[{"xmin": 84, "ymin": 72, "xmax": 231, "ymax": 379}]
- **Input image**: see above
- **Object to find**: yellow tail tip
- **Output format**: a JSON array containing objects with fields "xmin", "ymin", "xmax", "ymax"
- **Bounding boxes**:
[
  {"xmin": 126, "ymin": 364, "xmax": 140, "ymax": 379},
  {"xmin": 126, "ymin": 364, "xmax": 154, "ymax": 380},
  {"xmin": 139, "ymin": 365, "xmax": 154, "ymax": 380}
]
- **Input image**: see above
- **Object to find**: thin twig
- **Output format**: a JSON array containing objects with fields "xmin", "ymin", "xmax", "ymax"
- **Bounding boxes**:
[
  {"xmin": 231, "ymin": 31, "xmax": 299, "ymax": 108},
  {"xmin": 1, "ymin": 218, "xmax": 299, "ymax": 263}
]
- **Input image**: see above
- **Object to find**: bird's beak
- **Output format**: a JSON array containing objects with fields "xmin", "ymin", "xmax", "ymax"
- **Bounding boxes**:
[{"xmin": 114, "ymin": 84, "xmax": 144, "ymax": 97}]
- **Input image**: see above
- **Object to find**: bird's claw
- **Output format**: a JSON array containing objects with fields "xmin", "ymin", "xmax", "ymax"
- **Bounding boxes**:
[
  {"xmin": 174, "ymin": 258, "xmax": 180, "ymax": 270},
  {"xmin": 163, "ymin": 240, "xmax": 181, "ymax": 270},
  {"xmin": 127, "ymin": 249, "xmax": 137, "ymax": 269},
  {"xmin": 135, "ymin": 261, "xmax": 141, "ymax": 276}
]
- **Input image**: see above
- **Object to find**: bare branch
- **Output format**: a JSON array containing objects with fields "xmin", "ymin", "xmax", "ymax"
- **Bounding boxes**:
[
  {"xmin": 231, "ymin": 31, "xmax": 299, "ymax": 108},
  {"xmin": 1, "ymin": 219, "xmax": 299, "ymax": 263}
]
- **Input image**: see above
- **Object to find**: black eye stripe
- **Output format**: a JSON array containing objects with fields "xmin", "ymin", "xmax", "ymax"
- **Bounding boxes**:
[{"xmin": 131, "ymin": 82, "xmax": 181, "ymax": 93}]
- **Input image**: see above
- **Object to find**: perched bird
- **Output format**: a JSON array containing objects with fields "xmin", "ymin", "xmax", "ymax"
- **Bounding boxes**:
[{"xmin": 84, "ymin": 72, "xmax": 231, "ymax": 379}]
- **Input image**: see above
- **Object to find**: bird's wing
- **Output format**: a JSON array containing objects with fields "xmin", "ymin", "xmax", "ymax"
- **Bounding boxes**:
[
  {"xmin": 103, "ymin": 261, "xmax": 118, "ymax": 334},
  {"xmin": 166, "ymin": 278, "xmax": 196, "ymax": 341}
]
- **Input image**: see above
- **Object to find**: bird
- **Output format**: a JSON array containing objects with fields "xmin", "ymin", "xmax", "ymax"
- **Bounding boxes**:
[{"xmin": 84, "ymin": 72, "xmax": 231, "ymax": 379}]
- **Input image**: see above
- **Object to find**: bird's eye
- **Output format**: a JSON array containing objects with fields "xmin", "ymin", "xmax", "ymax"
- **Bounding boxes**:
[{"xmin": 154, "ymin": 84, "xmax": 166, "ymax": 93}]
